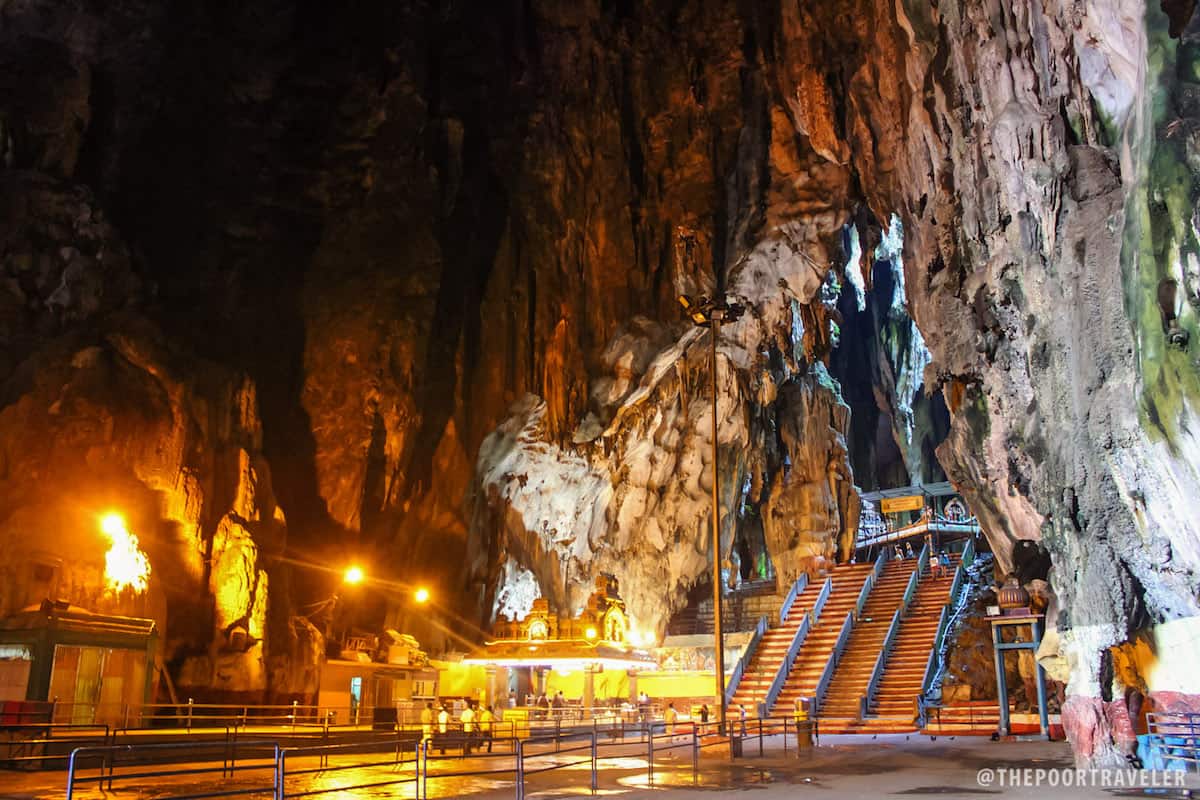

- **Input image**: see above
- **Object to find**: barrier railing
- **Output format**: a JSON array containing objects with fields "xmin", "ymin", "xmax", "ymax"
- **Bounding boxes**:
[
  {"xmin": 1145, "ymin": 712, "xmax": 1200, "ymax": 772},
  {"xmin": 779, "ymin": 573, "xmax": 810, "ymax": 625},
  {"xmin": 921, "ymin": 604, "xmax": 950, "ymax": 698},
  {"xmin": 62, "ymin": 716, "xmax": 839, "ymax": 798},
  {"xmin": 916, "ymin": 540, "xmax": 931, "ymax": 576},
  {"xmin": 725, "ymin": 615, "xmax": 769, "ymax": 704},
  {"xmin": 762, "ymin": 576, "xmax": 830, "ymax": 715},
  {"xmin": 855, "ymin": 553, "xmax": 885, "ymax": 621},
  {"xmin": 860, "ymin": 608, "xmax": 902, "ymax": 719},
  {"xmin": 66, "ymin": 739, "xmax": 282, "ymax": 800},
  {"xmin": 919, "ymin": 542, "xmax": 979, "ymax": 707},
  {"xmin": 961, "ymin": 536, "xmax": 976, "ymax": 569},
  {"xmin": 813, "ymin": 612, "xmax": 853, "ymax": 714},
  {"xmin": 902, "ymin": 568, "xmax": 919, "ymax": 610}
]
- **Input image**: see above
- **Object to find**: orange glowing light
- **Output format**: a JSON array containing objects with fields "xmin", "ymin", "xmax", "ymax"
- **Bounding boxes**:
[
  {"xmin": 99, "ymin": 513, "xmax": 150, "ymax": 593},
  {"xmin": 585, "ymin": 627, "xmax": 598, "ymax": 640},
  {"xmin": 343, "ymin": 565, "xmax": 365, "ymax": 585},
  {"xmin": 414, "ymin": 587, "xmax": 430, "ymax": 604}
]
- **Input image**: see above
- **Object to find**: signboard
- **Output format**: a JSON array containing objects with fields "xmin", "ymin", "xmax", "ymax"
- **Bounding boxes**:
[{"xmin": 880, "ymin": 495, "xmax": 924, "ymax": 514}]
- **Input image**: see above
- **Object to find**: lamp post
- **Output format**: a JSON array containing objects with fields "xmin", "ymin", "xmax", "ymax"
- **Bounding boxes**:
[{"xmin": 678, "ymin": 293, "xmax": 745, "ymax": 734}]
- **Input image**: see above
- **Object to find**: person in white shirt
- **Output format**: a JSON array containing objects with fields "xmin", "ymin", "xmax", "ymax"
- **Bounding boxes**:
[{"xmin": 437, "ymin": 705, "xmax": 450, "ymax": 754}]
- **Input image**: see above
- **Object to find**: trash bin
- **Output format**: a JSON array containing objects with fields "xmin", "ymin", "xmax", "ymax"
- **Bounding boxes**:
[
  {"xmin": 793, "ymin": 697, "xmax": 814, "ymax": 750},
  {"xmin": 373, "ymin": 706, "xmax": 397, "ymax": 731}
]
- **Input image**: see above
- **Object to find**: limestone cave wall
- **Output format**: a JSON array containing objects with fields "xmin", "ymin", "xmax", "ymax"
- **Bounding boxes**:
[{"xmin": 2, "ymin": 0, "xmax": 1199, "ymax": 764}]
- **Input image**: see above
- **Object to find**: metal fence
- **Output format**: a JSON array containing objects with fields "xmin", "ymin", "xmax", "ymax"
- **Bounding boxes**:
[{"xmin": 54, "ymin": 716, "xmax": 826, "ymax": 800}]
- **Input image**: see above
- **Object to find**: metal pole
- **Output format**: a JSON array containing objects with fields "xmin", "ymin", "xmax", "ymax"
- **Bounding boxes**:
[
  {"xmin": 647, "ymin": 723, "xmax": 654, "ymax": 784},
  {"xmin": 515, "ymin": 739, "xmax": 524, "ymax": 800},
  {"xmin": 992, "ymin": 625, "xmax": 1009, "ymax": 736},
  {"xmin": 692, "ymin": 723, "xmax": 699, "ymax": 784},
  {"xmin": 710, "ymin": 314, "xmax": 727, "ymax": 735},
  {"xmin": 590, "ymin": 731, "xmax": 598, "ymax": 792}
]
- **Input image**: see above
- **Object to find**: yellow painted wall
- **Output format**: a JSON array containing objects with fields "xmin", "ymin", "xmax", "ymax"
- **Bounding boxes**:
[
  {"xmin": 636, "ymin": 671, "xmax": 720, "ymax": 700},
  {"xmin": 430, "ymin": 659, "xmax": 489, "ymax": 699},
  {"xmin": 542, "ymin": 668, "xmax": 629, "ymax": 701}
]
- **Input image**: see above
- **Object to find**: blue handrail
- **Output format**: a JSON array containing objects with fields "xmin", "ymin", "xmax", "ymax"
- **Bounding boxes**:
[
  {"xmin": 779, "ymin": 573, "xmax": 810, "ymax": 625},
  {"xmin": 855, "ymin": 571, "xmax": 875, "ymax": 621},
  {"xmin": 916, "ymin": 540, "xmax": 931, "ymax": 576},
  {"xmin": 814, "ymin": 612, "xmax": 853, "ymax": 714},
  {"xmin": 902, "ymin": 568, "xmax": 919, "ymax": 610},
  {"xmin": 920, "ymin": 605, "xmax": 948, "ymax": 696},
  {"xmin": 861, "ymin": 608, "xmax": 902, "ymax": 718},
  {"xmin": 763, "ymin": 577, "xmax": 830, "ymax": 714},
  {"xmin": 725, "ymin": 614, "xmax": 769, "ymax": 704}
]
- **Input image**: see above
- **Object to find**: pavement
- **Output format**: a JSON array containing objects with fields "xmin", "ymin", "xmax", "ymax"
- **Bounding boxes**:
[{"xmin": 2, "ymin": 732, "xmax": 1197, "ymax": 799}]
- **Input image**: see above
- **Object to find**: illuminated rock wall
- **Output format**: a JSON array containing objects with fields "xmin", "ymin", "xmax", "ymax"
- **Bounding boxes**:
[{"xmin": 3, "ymin": 0, "xmax": 1199, "ymax": 761}]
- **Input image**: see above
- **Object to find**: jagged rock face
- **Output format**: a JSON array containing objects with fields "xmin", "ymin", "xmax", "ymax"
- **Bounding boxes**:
[
  {"xmin": 4, "ymin": 0, "xmax": 1200, "ymax": 764},
  {"xmin": 0, "ymin": 315, "xmax": 288, "ymax": 698}
]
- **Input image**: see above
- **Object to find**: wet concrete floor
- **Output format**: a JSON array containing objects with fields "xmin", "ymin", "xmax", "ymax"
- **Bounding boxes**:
[{"xmin": 2, "ymin": 734, "xmax": 1196, "ymax": 799}]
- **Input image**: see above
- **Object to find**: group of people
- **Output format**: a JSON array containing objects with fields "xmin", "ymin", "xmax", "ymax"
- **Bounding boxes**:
[
  {"xmin": 530, "ymin": 689, "xmax": 568, "ymax": 719},
  {"xmin": 888, "ymin": 541, "xmax": 955, "ymax": 577},
  {"xmin": 420, "ymin": 700, "xmax": 498, "ymax": 754}
]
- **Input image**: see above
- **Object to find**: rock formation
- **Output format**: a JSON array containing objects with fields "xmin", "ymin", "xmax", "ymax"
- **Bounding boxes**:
[{"xmin": 2, "ymin": 0, "xmax": 1199, "ymax": 764}]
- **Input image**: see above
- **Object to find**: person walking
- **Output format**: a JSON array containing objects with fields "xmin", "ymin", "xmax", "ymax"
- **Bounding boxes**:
[
  {"xmin": 738, "ymin": 702, "xmax": 747, "ymax": 736},
  {"xmin": 478, "ymin": 704, "xmax": 495, "ymax": 753},
  {"xmin": 699, "ymin": 703, "xmax": 710, "ymax": 730},
  {"xmin": 551, "ymin": 690, "xmax": 565, "ymax": 719},
  {"xmin": 420, "ymin": 701, "xmax": 434, "ymax": 746},
  {"xmin": 664, "ymin": 702, "xmax": 678, "ymax": 740},
  {"xmin": 460, "ymin": 702, "xmax": 476, "ymax": 755}
]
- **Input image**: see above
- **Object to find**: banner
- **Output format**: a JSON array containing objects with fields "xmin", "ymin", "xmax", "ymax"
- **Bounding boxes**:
[{"xmin": 880, "ymin": 494, "xmax": 924, "ymax": 514}]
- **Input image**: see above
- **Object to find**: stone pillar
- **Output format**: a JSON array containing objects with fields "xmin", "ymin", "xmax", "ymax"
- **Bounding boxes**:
[
  {"xmin": 583, "ymin": 664, "xmax": 596, "ymax": 717},
  {"xmin": 514, "ymin": 666, "xmax": 533, "ymax": 705},
  {"xmin": 485, "ymin": 666, "xmax": 497, "ymax": 709},
  {"xmin": 627, "ymin": 670, "xmax": 638, "ymax": 704}
]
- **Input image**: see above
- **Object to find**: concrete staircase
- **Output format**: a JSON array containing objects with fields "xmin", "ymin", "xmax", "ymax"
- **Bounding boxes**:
[
  {"xmin": 818, "ymin": 559, "xmax": 915, "ymax": 720},
  {"xmin": 819, "ymin": 553, "xmax": 961, "ymax": 734},
  {"xmin": 729, "ymin": 563, "xmax": 873, "ymax": 714},
  {"xmin": 871, "ymin": 555, "xmax": 959, "ymax": 719},
  {"xmin": 767, "ymin": 563, "xmax": 875, "ymax": 715}
]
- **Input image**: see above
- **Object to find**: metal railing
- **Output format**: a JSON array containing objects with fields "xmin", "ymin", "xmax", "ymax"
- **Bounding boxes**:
[
  {"xmin": 59, "ymin": 713, "xmax": 831, "ymax": 800},
  {"xmin": 921, "ymin": 604, "xmax": 950, "ymax": 698},
  {"xmin": 762, "ymin": 576, "xmax": 830, "ymax": 715},
  {"xmin": 813, "ymin": 612, "xmax": 853, "ymax": 714},
  {"xmin": 916, "ymin": 540, "xmax": 931, "ymax": 576},
  {"xmin": 919, "ymin": 543, "xmax": 984, "ymax": 715},
  {"xmin": 860, "ymin": 608, "xmax": 902, "ymax": 719},
  {"xmin": 779, "ymin": 573, "xmax": 809, "ymax": 624},
  {"xmin": 854, "ymin": 552, "xmax": 885, "ymax": 621},
  {"xmin": 901, "ymin": 568, "xmax": 919, "ymax": 609},
  {"xmin": 66, "ymin": 738, "xmax": 283, "ymax": 799},
  {"xmin": 1145, "ymin": 712, "xmax": 1200, "ymax": 772},
  {"xmin": 725, "ymin": 615, "xmax": 769, "ymax": 704}
]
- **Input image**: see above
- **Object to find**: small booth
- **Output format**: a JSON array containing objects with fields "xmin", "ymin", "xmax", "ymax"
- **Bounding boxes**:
[
  {"xmin": 0, "ymin": 600, "xmax": 157, "ymax": 728},
  {"xmin": 463, "ymin": 576, "xmax": 658, "ymax": 735},
  {"xmin": 317, "ymin": 630, "xmax": 438, "ymax": 727}
]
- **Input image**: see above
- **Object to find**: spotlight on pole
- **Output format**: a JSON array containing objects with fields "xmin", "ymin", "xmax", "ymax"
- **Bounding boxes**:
[{"xmin": 678, "ymin": 290, "xmax": 744, "ymax": 735}]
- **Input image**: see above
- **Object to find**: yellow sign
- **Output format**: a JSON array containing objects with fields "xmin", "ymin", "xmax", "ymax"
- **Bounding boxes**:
[{"xmin": 880, "ymin": 495, "xmax": 924, "ymax": 514}]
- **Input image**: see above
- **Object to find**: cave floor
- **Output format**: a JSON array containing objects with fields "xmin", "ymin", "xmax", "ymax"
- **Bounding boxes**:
[{"xmin": 2, "ymin": 734, "xmax": 1196, "ymax": 799}]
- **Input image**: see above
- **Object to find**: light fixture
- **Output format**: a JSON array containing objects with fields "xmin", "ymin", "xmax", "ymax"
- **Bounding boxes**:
[
  {"xmin": 100, "ymin": 512, "xmax": 126, "ymax": 537},
  {"xmin": 343, "ymin": 565, "xmax": 365, "ymax": 585},
  {"xmin": 585, "ymin": 627, "xmax": 598, "ymax": 640},
  {"xmin": 414, "ymin": 587, "xmax": 430, "ymax": 604}
]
